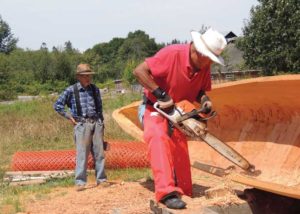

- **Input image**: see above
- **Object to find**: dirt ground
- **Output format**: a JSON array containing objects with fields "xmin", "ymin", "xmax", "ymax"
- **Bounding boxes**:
[
  {"xmin": 24, "ymin": 180, "xmax": 155, "ymax": 214},
  {"xmin": 21, "ymin": 168, "xmax": 246, "ymax": 214},
  {"xmin": 21, "ymin": 174, "xmax": 300, "ymax": 214}
]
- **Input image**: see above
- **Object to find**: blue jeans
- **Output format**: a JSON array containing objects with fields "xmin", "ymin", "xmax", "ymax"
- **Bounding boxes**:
[
  {"xmin": 138, "ymin": 103, "xmax": 146, "ymax": 128},
  {"xmin": 74, "ymin": 119, "xmax": 106, "ymax": 185}
]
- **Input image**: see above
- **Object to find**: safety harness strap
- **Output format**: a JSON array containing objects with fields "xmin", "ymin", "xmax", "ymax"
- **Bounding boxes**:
[{"xmin": 73, "ymin": 83, "xmax": 100, "ymax": 117}]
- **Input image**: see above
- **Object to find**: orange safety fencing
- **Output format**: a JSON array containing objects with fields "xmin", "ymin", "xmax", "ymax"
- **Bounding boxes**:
[{"xmin": 11, "ymin": 141, "xmax": 150, "ymax": 171}]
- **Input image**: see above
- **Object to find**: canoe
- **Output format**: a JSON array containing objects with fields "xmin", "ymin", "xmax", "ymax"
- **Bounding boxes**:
[{"xmin": 112, "ymin": 74, "xmax": 300, "ymax": 199}]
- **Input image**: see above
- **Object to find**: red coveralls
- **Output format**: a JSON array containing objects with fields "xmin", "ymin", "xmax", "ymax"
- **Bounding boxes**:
[{"xmin": 143, "ymin": 43, "xmax": 212, "ymax": 201}]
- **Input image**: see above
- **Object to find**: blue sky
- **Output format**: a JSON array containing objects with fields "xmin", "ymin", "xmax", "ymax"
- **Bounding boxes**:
[{"xmin": 0, "ymin": 0, "xmax": 258, "ymax": 51}]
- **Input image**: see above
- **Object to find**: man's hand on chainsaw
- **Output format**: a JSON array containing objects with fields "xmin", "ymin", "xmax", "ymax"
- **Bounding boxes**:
[
  {"xmin": 152, "ymin": 87, "xmax": 174, "ymax": 112},
  {"xmin": 202, "ymin": 100, "xmax": 212, "ymax": 114},
  {"xmin": 158, "ymin": 96, "xmax": 174, "ymax": 110},
  {"xmin": 201, "ymin": 95, "xmax": 212, "ymax": 114}
]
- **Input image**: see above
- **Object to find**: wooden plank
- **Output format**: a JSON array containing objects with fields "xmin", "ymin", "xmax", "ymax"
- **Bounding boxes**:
[
  {"xmin": 5, "ymin": 170, "xmax": 74, "ymax": 176},
  {"xmin": 4, "ymin": 170, "xmax": 75, "ymax": 183},
  {"xmin": 228, "ymin": 173, "xmax": 300, "ymax": 200},
  {"xmin": 192, "ymin": 161, "xmax": 300, "ymax": 200},
  {"xmin": 9, "ymin": 179, "xmax": 46, "ymax": 186}
]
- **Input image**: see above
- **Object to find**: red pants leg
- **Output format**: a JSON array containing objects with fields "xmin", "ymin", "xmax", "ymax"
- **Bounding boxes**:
[
  {"xmin": 143, "ymin": 106, "xmax": 192, "ymax": 201},
  {"xmin": 171, "ymin": 129, "xmax": 192, "ymax": 197}
]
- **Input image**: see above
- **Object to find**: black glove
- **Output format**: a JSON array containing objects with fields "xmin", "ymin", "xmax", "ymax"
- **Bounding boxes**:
[
  {"xmin": 201, "ymin": 95, "xmax": 212, "ymax": 114},
  {"xmin": 152, "ymin": 87, "xmax": 174, "ymax": 112}
]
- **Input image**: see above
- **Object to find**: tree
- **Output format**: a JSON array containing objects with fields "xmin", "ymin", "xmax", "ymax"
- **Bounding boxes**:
[
  {"xmin": 0, "ymin": 15, "xmax": 18, "ymax": 54},
  {"xmin": 32, "ymin": 43, "xmax": 52, "ymax": 83},
  {"xmin": 118, "ymin": 30, "xmax": 162, "ymax": 61},
  {"xmin": 0, "ymin": 53, "xmax": 9, "ymax": 84},
  {"xmin": 168, "ymin": 39, "xmax": 183, "ymax": 45},
  {"xmin": 86, "ymin": 31, "xmax": 163, "ymax": 82},
  {"xmin": 40, "ymin": 42, "xmax": 48, "ymax": 51},
  {"xmin": 199, "ymin": 25, "xmax": 209, "ymax": 34},
  {"xmin": 64, "ymin": 41, "xmax": 77, "ymax": 54},
  {"xmin": 0, "ymin": 53, "xmax": 17, "ymax": 100},
  {"xmin": 52, "ymin": 51, "xmax": 73, "ymax": 83},
  {"xmin": 91, "ymin": 38, "xmax": 125, "ymax": 64},
  {"xmin": 122, "ymin": 59, "xmax": 140, "ymax": 84},
  {"xmin": 237, "ymin": 0, "xmax": 300, "ymax": 75}
]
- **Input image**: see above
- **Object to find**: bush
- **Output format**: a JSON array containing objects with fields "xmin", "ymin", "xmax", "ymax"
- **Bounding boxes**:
[{"xmin": 0, "ymin": 85, "xmax": 17, "ymax": 101}]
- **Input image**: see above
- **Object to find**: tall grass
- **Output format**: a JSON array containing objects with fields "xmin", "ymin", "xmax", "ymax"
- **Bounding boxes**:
[
  {"xmin": 0, "ymin": 92, "xmax": 141, "ymax": 171},
  {"xmin": 0, "ymin": 91, "xmax": 151, "ymax": 213},
  {"xmin": 102, "ymin": 92, "xmax": 142, "ymax": 141}
]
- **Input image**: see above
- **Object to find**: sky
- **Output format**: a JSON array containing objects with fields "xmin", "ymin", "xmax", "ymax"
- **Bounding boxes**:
[{"xmin": 0, "ymin": 0, "xmax": 258, "ymax": 52}]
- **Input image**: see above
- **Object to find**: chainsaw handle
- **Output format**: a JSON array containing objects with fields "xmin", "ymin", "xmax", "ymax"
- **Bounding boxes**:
[
  {"xmin": 153, "ymin": 102, "xmax": 176, "ymax": 120},
  {"xmin": 198, "ymin": 110, "xmax": 217, "ymax": 121},
  {"xmin": 154, "ymin": 102, "xmax": 217, "ymax": 123},
  {"xmin": 197, "ymin": 106, "xmax": 212, "ymax": 114},
  {"xmin": 176, "ymin": 107, "xmax": 217, "ymax": 123}
]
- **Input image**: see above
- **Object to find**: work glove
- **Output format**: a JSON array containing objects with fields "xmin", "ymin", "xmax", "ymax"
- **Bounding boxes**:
[
  {"xmin": 201, "ymin": 95, "xmax": 212, "ymax": 114},
  {"xmin": 152, "ymin": 87, "xmax": 174, "ymax": 113}
]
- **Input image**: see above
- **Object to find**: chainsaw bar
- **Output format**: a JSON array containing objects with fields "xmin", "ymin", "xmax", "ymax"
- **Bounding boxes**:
[
  {"xmin": 194, "ymin": 133, "xmax": 251, "ymax": 170},
  {"xmin": 153, "ymin": 102, "xmax": 254, "ymax": 172}
]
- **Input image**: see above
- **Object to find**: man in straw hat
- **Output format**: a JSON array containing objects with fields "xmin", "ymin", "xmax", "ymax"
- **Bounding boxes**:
[
  {"xmin": 54, "ymin": 63, "xmax": 109, "ymax": 191},
  {"xmin": 133, "ymin": 28, "xmax": 227, "ymax": 209}
]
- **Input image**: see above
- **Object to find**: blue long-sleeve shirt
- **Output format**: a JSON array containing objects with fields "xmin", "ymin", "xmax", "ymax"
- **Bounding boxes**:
[{"xmin": 54, "ymin": 82, "xmax": 104, "ymax": 121}]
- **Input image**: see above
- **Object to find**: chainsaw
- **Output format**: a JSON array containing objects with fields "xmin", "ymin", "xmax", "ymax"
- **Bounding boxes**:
[{"xmin": 153, "ymin": 100, "xmax": 255, "ymax": 172}]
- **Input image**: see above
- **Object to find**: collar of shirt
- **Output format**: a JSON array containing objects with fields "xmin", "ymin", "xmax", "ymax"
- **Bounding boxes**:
[
  {"xmin": 77, "ymin": 82, "xmax": 91, "ymax": 91},
  {"xmin": 185, "ymin": 43, "xmax": 201, "ymax": 78},
  {"xmin": 184, "ymin": 43, "xmax": 192, "ymax": 69}
]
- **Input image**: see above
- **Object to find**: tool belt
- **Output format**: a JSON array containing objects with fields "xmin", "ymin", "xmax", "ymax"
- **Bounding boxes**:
[{"xmin": 76, "ymin": 116, "xmax": 100, "ymax": 123}]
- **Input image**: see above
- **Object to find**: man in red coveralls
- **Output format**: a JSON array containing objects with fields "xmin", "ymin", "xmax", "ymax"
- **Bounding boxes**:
[{"xmin": 133, "ymin": 28, "xmax": 227, "ymax": 209}]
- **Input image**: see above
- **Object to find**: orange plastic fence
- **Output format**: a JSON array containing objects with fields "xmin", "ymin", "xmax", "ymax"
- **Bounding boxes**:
[{"xmin": 11, "ymin": 141, "xmax": 150, "ymax": 171}]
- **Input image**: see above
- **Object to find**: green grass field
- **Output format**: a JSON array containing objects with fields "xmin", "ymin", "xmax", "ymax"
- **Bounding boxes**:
[{"xmin": 0, "ymin": 91, "xmax": 151, "ymax": 214}]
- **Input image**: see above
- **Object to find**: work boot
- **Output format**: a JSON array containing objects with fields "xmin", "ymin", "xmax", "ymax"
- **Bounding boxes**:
[
  {"xmin": 75, "ymin": 184, "xmax": 86, "ymax": 192},
  {"xmin": 161, "ymin": 194, "xmax": 186, "ymax": 209}
]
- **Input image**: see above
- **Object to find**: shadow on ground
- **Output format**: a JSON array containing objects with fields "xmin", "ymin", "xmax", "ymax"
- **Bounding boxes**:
[
  {"xmin": 139, "ymin": 179, "xmax": 210, "ymax": 199},
  {"xmin": 238, "ymin": 188, "xmax": 300, "ymax": 214}
]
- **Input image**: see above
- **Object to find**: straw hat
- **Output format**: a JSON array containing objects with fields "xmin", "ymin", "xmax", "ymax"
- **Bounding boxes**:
[
  {"xmin": 191, "ymin": 28, "xmax": 227, "ymax": 65},
  {"xmin": 76, "ymin": 64, "xmax": 95, "ymax": 75}
]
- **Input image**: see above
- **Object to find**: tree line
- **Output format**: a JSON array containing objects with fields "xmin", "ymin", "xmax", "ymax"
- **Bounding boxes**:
[
  {"xmin": 0, "ymin": 24, "xmax": 165, "ymax": 100},
  {"xmin": 0, "ymin": 0, "xmax": 299, "ymax": 101}
]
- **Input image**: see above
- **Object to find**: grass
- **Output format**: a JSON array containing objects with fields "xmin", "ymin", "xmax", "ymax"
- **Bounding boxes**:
[{"xmin": 0, "ymin": 91, "xmax": 151, "ymax": 214}]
